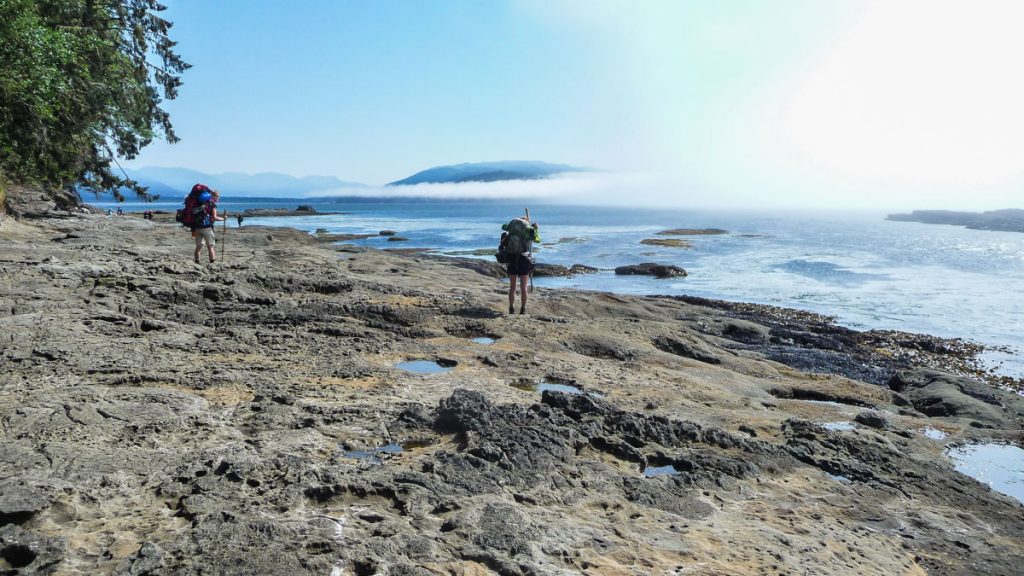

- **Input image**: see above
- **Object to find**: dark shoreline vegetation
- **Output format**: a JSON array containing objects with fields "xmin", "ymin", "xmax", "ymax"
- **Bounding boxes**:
[
  {"xmin": 887, "ymin": 209, "xmax": 1024, "ymax": 233},
  {"xmin": 1, "ymin": 211, "xmax": 1022, "ymax": 574}
]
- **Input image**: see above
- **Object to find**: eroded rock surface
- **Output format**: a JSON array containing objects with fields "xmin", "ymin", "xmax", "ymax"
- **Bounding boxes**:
[{"xmin": 1, "ymin": 213, "xmax": 1022, "ymax": 575}]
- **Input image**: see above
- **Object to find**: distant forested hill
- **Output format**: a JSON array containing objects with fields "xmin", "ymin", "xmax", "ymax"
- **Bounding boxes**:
[
  {"xmin": 93, "ymin": 167, "xmax": 367, "ymax": 199},
  {"xmin": 388, "ymin": 161, "xmax": 589, "ymax": 186},
  {"xmin": 887, "ymin": 209, "xmax": 1024, "ymax": 232}
]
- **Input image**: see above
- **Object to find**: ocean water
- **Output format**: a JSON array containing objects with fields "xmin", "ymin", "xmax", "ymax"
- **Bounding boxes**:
[{"xmin": 100, "ymin": 197, "xmax": 1024, "ymax": 376}]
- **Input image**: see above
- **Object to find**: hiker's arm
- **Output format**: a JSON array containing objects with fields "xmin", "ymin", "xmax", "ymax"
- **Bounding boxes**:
[{"xmin": 212, "ymin": 207, "xmax": 227, "ymax": 222}]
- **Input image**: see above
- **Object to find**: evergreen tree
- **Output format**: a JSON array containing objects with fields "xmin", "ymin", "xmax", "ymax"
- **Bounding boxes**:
[{"xmin": 0, "ymin": 0, "xmax": 189, "ymax": 201}]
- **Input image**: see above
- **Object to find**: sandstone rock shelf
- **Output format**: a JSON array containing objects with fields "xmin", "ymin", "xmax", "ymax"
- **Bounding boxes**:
[{"xmin": 1, "ymin": 213, "xmax": 1022, "ymax": 575}]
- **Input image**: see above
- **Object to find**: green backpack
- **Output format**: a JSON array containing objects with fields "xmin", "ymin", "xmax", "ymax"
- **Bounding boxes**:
[{"xmin": 504, "ymin": 218, "xmax": 532, "ymax": 257}]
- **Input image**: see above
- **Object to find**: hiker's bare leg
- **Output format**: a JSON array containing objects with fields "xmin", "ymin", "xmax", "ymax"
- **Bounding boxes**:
[
  {"xmin": 193, "ymin": 245, "xmax": 201, "ymax": 263},
  {"xmin": 508, "ymin": 275, "xmax": 517, "ymax": 311},
  {"xmin": 519, "ymin": 274, "xmax": 528, "ymax": 313},
  {"xmin": 208, "ymin": 244, "xmax": 216, "ymax": 263}
]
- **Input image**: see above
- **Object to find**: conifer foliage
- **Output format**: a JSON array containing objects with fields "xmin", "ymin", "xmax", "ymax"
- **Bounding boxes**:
[{"xmin": 0, "ymin": 0, "xmax": 189, "ymax": 200}]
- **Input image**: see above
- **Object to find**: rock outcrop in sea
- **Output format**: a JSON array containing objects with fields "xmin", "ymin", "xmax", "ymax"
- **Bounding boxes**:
[{"xmin": 1, "ymin": 213, "xmax": 1022, "ymax": 575}]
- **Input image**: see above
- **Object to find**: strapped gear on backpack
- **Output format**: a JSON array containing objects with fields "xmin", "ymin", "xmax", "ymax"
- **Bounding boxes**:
[
  {"xmin": 504, "ymin": 217, "xmax": 532, "ymax": 257},
  {"xmin": 495, "ymin": 234, "xmax": 509, "ymax": 264}
]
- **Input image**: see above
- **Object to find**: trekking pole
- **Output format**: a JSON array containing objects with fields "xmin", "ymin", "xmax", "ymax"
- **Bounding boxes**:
[
  {"xmin": 525, "ymin": 207, "xmax": 533, "ymax": 292},
  {"xmin": 222, "ymin": 210, "xmax": 227, "ymax": 262}
]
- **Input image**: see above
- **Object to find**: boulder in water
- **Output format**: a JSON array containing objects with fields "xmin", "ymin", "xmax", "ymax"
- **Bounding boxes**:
[{"xmin": 614, "ymin": 263, "xmax": 687, "ymax": 279}]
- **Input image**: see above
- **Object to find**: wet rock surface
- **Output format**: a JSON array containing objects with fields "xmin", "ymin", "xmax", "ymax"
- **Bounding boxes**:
[
  {"xmin": 889, "ymin": 368, "xmax": 1024, "ymax": 428},
  {"xmin": 614, "ymin": 262, "xmax": 688, "ymax": 278},
  {"xmin": 640, "ymin": 238, "xmax": 694, "ymax": 248},
  {"xmin": 1, "ymin": 214, "xmax": 1022, "ymax": 574}
]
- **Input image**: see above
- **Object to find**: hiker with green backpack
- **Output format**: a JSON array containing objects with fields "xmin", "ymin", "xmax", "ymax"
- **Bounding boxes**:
[{"xmin": 499, "ymin": 214, "xmax": 540, "ymax": 314}]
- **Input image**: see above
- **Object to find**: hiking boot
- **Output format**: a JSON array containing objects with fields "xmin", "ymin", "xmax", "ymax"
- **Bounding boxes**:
[
  {"xmin": 519, "ymin": 307, "xmax": 526, "ymax": 315},
  {"xmin": 509, "ymin": 305, "xmax": 515, "ymax": 315}
]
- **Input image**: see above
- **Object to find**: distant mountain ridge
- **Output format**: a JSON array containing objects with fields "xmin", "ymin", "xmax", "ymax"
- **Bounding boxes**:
[
  {"xmin": 388, "ymin": 161, "xmax": 589, "ymax": 186},
  {"xmin": 119, "ymin": 167, "xmax": 365, "ymax": 198}
]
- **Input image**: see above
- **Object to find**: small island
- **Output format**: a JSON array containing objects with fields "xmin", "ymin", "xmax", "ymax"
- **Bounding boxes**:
[
  {"xmin": 242, "ymin": 205, "xmax": 344, "ymax": 217},
  {"xmin": 656, "ymin": 228, "xmax": 728, "ymax": 236},
  {"xmin": 640, "ymin": 238, "xmax": 694, "ymax": 248},
  {"xmin": 887, "ymin": 209, "xmax": 1024, "ymax": 233}
]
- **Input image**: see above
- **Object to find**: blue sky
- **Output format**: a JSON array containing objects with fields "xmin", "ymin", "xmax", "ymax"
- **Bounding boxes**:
[{"xmin": 130, "ymin": 1, "xmax": 1024, "ymax": 209}]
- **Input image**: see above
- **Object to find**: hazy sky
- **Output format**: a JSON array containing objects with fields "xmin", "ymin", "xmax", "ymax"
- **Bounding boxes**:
[{"xmin": 129, "ymin": 0, "xmax": 1024, "ymax": 209}]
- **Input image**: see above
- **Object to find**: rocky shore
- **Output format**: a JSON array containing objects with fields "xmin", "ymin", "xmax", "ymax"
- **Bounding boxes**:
[{"xmin": 1, "ymin": 214, "xmax": 1022, "ymax": 575}]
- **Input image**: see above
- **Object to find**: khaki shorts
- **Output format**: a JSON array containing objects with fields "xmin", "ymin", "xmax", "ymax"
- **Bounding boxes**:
[{"xmin": 193, "ymin": 227, "xmax": 216, "ymax": 248}]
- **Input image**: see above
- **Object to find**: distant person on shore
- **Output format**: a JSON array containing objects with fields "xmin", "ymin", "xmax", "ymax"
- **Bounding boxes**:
[
  {"xmin": 191, "ymin": 188, "xmax": 227, "ymax": 264},
  {"xmin": 501, "ymin": 215, "xmax": 540, "ymax": 314},
  {"xmin": 116, "ymin": 206, "xmax": 123, "ymax": 216},
  {"xmin": 236, "ymin": 214, "xmax": 244, "ymax": 227}
]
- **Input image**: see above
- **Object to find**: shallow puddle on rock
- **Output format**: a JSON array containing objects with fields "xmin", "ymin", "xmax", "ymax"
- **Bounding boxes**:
[
  {"xmin": 343, "ymin": 444, "xmax": 403, "ymax": 461},
  {"xmin": 510, "ymin": 380, "xmax": 603, "ymax": 397},
  {"xmin": 538, "ymin": 382, "xmax": 586, "ymax": 394},
  {"xmin": 921, "ymin": 427, "xmax": 948, "ymax": 440},
  {"xmin": 396, "ymin": 360, "xmax": 454, "ymax": 374},
  {"xmin": 643, "ymin": 464, "xmax": 680, "ymax": 478},
  {"xmin": 947, "ymin": 443, "xmax": 1024, "ymax": 504},
  {"xmin": 471, "ymin": 337, "xmax": 496, "ymax": 345},
  {"xmin": 805, "ymin": 400, "xmax": 853, "ymax": 409},
  {"xmin": 822, "ymin": 421, "xmax": 856, "ymax": 431},
  {"xmin": 826, "ymin": 472, "xmax": 853, "ymax": 484}
]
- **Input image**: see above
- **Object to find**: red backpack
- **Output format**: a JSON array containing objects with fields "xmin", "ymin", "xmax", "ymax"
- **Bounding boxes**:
[{"xmin": 175, "ymin": 184, "xmax": 213, "ymax": 228}]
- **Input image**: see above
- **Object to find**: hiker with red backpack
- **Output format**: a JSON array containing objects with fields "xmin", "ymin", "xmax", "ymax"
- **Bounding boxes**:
[
  {"xmin": 176, "ymin": 184, "xmax": 227, "ymax": 264},
  {"xmin": 500, "ymin": 212, "xmax": 540, "ymax": 315}
]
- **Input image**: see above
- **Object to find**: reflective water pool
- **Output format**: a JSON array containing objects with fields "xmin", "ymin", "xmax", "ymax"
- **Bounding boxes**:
[
  {"xmin": 948, "ymin": 443, "xmax": 1024, "ymax": 504},
  {"xmin": 396, "ymin": 360, "xmax": 454, "ymax": 374},
  {"xmin": 343, "ymin": 444, "xmax": 403, "ymax": 461},
  {"xmin": 510, "ymin": 380, "xmax": 604, "ymax": 397},
  {"xmin": 643, "ymin": 464, "xmax": 680, "ymax": 478}
]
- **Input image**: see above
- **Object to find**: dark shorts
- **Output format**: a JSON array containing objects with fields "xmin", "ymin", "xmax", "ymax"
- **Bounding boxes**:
[{"xmin": 507, "ymin": 254, "xmax": 534, "ymax": 276}]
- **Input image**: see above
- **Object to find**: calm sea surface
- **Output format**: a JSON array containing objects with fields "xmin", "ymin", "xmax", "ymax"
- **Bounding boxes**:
[{"xmin": 100, "ymin": 197, "xmax": 1024, "ymax": 377}]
